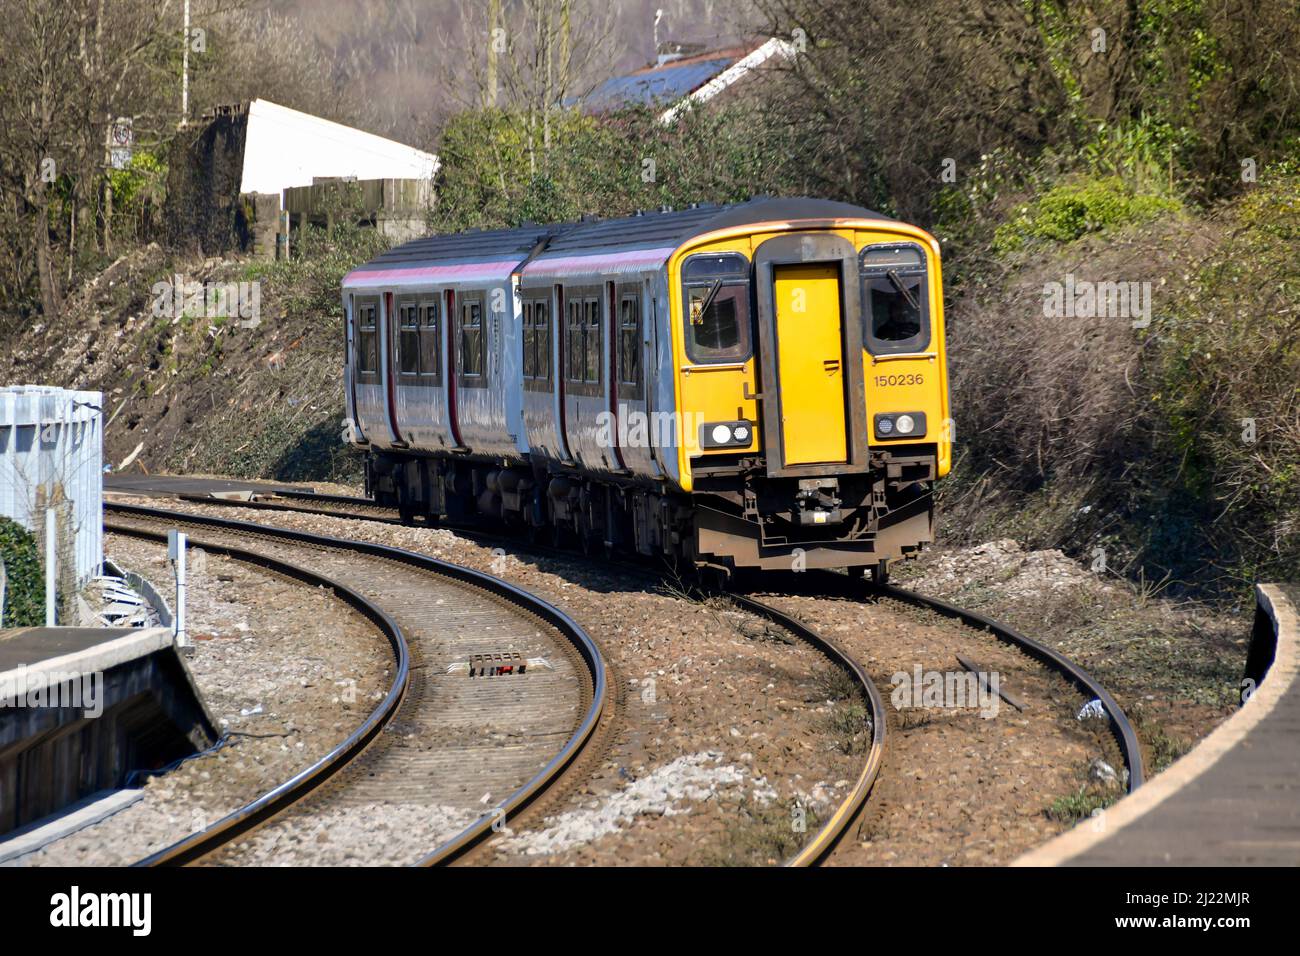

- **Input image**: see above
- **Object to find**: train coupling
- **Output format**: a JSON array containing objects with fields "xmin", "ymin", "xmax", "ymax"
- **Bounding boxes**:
[{"xmin": 795, "ymin": 477, "xmax": 844, "ymax": 526}]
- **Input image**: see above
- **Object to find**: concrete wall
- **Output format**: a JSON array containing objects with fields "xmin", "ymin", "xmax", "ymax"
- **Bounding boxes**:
[
  {"xmin": 283, "ymin": 177, "xmax": 433, "ymax": 250},
  {"xmin": 0, "ymin": 627, "xmax": 217, "ymax": 836}
]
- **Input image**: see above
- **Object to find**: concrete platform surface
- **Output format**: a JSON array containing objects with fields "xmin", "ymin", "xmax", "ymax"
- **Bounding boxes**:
[
  {"xmin": 105, "ymin": 474, "xmax": 304, "ymax": 497},
  {"xmin": 0, "ymin": 789, "xmax": 143, "ymax": 865},
  {"xmin": 1, "ymin": 625, "xmax": 217, "ymax": 836},
  {"xmin": 0, "ymin": 627, "xmax": 174, "ymax": 687}
]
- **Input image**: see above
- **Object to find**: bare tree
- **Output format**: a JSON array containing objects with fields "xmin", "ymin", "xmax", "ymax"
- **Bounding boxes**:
[{"xmin": 438, "ymin": 0, "xmax": 621, "ymax": 172}]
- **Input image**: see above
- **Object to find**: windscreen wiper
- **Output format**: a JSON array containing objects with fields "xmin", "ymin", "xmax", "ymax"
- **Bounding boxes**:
[
  {"xmin": 695, "ymin": 278, "xmax": 723, "ymax": 321},
  {"xmin": 887, "ymin": 269, "xmax": 920, "ymax": 312}
]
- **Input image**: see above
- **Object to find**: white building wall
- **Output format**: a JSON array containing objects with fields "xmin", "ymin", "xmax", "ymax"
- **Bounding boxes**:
[
  {"xmin": 239, "ymin": 99, "xmax": 439, "ymax": 199},
  {"xmin": 0, "ymin": 386, "xmax": 103, "ymax": 587}
]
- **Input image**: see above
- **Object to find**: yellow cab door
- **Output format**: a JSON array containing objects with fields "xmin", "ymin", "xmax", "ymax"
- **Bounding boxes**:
[{"xmin": 772, "ymin": 263, "xmax": 848, "ymax": 465}]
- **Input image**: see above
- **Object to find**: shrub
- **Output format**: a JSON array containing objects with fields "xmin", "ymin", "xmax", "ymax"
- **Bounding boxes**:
[
  {"xmin": 1151, "ymin": 174, "xmax": 1300, "ymax": 586},
  {"xmin": 0, "ymin": 517, "xmax": 43, "ymax": 627},
  {"xmin": 994, "ymin": 176, "xmax": 1181, "ymax": 252}
]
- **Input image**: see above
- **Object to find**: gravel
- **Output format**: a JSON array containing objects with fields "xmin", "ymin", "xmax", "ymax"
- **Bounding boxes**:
[{"xmin": 13, "ymin": 532, "xmax": 391, "ymax": 866}]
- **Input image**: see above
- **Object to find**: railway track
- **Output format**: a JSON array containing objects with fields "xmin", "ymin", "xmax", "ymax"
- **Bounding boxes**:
[
  {"xmin": 170, "ymin": 489, "xmax": 1144, "ymax": 785},
  {"xmin": 110, "ymin": 490, "xmax": 888, "ymax": 866},
  {"xmin": 105, "ymin": 502, "xmax": 606, "ymax": 866},
  {"xmin": 113, "ymin": 486, "xmax": 1145, "ymax": 861}
]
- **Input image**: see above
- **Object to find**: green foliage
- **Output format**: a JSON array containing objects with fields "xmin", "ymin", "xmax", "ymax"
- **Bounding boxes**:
[
  {"xmin": 1148, "ymin": 173, "xmax": 1300, "ymax": 585},
  {"xmin": 1046, "ymin": 786, "xmax": 1115, "ymax": 824},
  {"xmin": 0, "ymin": 517, "xmax": 43, "ymax": 627},
  {"xmin": 994, "ymin": 176, "xmax": 1181, "ymax": 252},
  {"xmin": 431, "ymin": 101, "xmax": 807, "ymax": 233},
  {"xmin": 243, "ymin": 220, "xmax": 393, "ymax": 318},
  {"xmin": 107, "ymin": 150, "xmax": 167, "ymax": 219}
]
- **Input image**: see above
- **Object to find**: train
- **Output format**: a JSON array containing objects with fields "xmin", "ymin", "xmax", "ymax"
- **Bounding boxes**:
[{"xmin": 341, "ymin": 196, "xmax": 951, "ymax": 581}]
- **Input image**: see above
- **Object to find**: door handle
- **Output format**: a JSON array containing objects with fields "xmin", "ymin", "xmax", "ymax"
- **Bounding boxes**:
[{"xmin": 743, "ymin": 381, "xmax": 763, "ymax": 400}]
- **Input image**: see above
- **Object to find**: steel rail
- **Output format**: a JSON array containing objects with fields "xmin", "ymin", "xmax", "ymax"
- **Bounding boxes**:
[
  {"xmin": 125, "ymin": 491, "xmax": 1144, "ymax": 851},
  {"xmin": 727, "ymin": 594, "xmax": 887, "ymax": 866},
  {"xmin": 873, "ymin": 580, "xmax": 1145, "ymax": 791},
  {"xmin": 122, "ymin": 492, "xmax": 890, "ymax": 867},
  {"xmin": 106, "ymin": 502, "xmax": 607, "ymax": 866},
  {"xmin": 108, "ymin": 518, "xmax": 411, "ymax": 866}
]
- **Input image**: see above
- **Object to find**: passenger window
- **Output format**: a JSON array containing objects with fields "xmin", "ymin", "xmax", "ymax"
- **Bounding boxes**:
[
  {"xmin": 461, "ymin": 300, "xmax": 483, "ymax": 377},
  {"xmin": 398, "ymin": 303, "xmax": 420, "ymax": 376},
  {"xmin": 522, "ymin": 302, "xmax": 535, "ymax": 378},
  {"xmin": 584, "ymin": 298, "xmax": 601, "ymax": 384},
  {"xmin": 357, "ymin": 302, "xmax": 378, "ymax": 374},
  {"xmin": 619, "ymin": 294, "xmax": 640, "ymax": 387},
  {"xmin": 534, "ymin": 301, "xmax": 550, "ymax": 380},
  {"xmin": 682, "ymin": 253, "xmax": 751, "ymax": 364},
  {"xmin": 420, "ymin": 300, "xmax": 440, "ymax": 379},
  {"xmin": 859, "ymin": 244, "xmax": 929, "ymax": 353},
  {"xmin": 567, "ymin": 299, "xmax": 583, "ymax": 382}
]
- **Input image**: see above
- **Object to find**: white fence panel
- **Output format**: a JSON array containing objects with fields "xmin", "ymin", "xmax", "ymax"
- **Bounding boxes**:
[{"xmin": 0, "ymin": 385, "xmax": 104, "ymax": 587}]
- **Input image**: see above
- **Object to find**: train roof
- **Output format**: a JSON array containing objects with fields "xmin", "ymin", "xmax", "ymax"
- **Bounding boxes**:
[{"xmin": 343, "ymin": 197, "xmax": 891, "ymax": 289}]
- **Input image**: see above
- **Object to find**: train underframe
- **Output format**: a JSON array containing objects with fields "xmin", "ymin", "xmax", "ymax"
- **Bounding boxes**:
[{"xmin": 365, "ymin": 446, "xmax": 936, "ymax": 581}]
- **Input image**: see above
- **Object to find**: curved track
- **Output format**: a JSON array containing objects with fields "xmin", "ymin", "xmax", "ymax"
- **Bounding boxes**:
[
  {"xmin": 176, "ymin": 488, "xmax": 1145, "ymax": 791},
  {"xmin": 107, "ymin": 503, "xmax": 606, "ymax": 866},
  {"xmin": 112, "ymin": 490, "xmax": 887, "ymax": 866},
  {"xmin": 113, "ymin": 486, "xmax": 1144, "ymax": 860}
]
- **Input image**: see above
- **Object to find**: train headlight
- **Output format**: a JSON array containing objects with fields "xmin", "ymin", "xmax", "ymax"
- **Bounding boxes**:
[
  {"xmin": 873, "ymin": 412, "xmax": 927, "ymax": 441},
  {"xmin": 701, "ymin": 420, "xmax": 755, "ymax": 449}
]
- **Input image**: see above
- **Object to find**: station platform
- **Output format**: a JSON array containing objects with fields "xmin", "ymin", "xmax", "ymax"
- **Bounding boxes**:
[
  {"xmin": 0, "ymin": 626, "xmax": 217, "ymax": 837},
  {"xmin": 105, "ymin": 474, "xmax": 305, "ymax": 498},
  {"xmin": 1015, "ymin": 584, "xmax": 1300, "ymax": 866}
]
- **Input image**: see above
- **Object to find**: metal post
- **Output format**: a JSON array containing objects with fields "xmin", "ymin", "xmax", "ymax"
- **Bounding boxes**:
[
  {"xmin": 181, "ymin": 0, "xmax": 190, "ymax": 124},
  {"xmin": 168, "ymin": 529, "xmax": 189, "ymax": 652},
  {"xmin": 44, "ymin": 507, "xmax": 57, "ymax": 626}
]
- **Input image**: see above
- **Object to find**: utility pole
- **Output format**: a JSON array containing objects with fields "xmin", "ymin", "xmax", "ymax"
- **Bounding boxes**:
[
  {"xmin": 487, "ymin": 0, "xmax": 501, "ymax": 108},
  {"xmin": 168, "ymin": 530, "xmax": 190, "ymax": 653},
  {"xmin": 181, "ymin": 0, "xmax": 190, "ymax": 125},
  {"xmin": 44, "ymin": 508, "xmax": 56, "ymax": 626}
]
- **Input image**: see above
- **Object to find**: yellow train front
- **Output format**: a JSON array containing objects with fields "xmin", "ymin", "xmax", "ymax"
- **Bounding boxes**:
[{"xmin": 343, "ymin": 197, "xmax": 950, "ymax": 581}]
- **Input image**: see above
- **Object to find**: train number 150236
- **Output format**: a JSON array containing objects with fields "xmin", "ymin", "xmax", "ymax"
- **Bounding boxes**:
[{"xmin": 873, "ymin": 373, "xmax": 924, "ymax": 387}]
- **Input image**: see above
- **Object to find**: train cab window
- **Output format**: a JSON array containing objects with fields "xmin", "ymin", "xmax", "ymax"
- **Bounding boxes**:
[
  {"xmin": 682, "ymin": 253, "xmax": 751, "ymax": 364},
  {"xmin": 419, "ymin": 299, "xmax": 441, "ymax": 381},
  {"xmin": 356, "ymin": 300, "xmax": 378, "ymax": 374},
  {"xmin": 460, "ymin": 299, "xmax": 484, "ymax": 379},
  {"xmin": 398, "ymin": 302, "xmax": 420, "ymax": 376},
  {"xmin": 619, "ymin": 294, "xmax": 641, "ymax": 387},
  {"xmin": 859, "ymin": 244, "xmax": 930, "ymax": 354}
]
